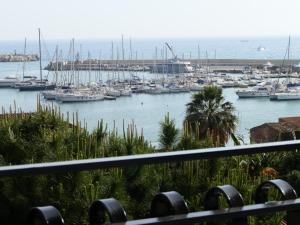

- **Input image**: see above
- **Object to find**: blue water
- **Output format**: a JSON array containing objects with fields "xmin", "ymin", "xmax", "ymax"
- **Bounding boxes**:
[
  {"xmin": 1, "ymin": 37, "xmax": 300, "ymax": 145},
  {"xmin": 0, "ymin": 37, "xmax": 299, "ymax": 60}
]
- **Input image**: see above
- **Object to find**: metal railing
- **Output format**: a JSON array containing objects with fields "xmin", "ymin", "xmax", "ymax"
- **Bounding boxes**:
[
  {"xmin": 3, "ymin": 140, "xmax": 300, "ymax": 225},
  {"xmin": 1, "ymin": 140, "xmax": 300, "ymax": 177}
]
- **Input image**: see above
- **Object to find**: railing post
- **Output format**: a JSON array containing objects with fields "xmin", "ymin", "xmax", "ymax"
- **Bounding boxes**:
[
  {"xmin": 204, "ymin": 185, "xmax": 247, "ymax": 225},
  {"xmin": 255, "ymin": 179, "xmax": 298, "ymax": 203},
  {"xmin": 150, "ymin": 191, "xmax": 189, "ymax": 217},
  {"xmin": 255, "ymin": 179, "xmax": 298, "ymax": 225},
  {"xmin": 89, "ymin": 198, "xmax": 127, "ymax": 225},
  {"xmin": 27, "ymin": 206, "xmax": 64, "ymax": 225}
]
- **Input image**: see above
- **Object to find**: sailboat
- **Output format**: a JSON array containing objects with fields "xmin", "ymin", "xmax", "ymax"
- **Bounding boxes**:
[
  {"xmin": 270, "ymin": 36, "xmax": 300, "ymax": 100},
  {"xmin": 54, "ymin": 39, "xmax": 105, "ymax": 103},
  {"xmin": 19, "ymin": 28, "xmax": 56, "ymax": 91},
  {"xmin": 11, "ymin": 38, "xmax": 38, "ymax": 88}
]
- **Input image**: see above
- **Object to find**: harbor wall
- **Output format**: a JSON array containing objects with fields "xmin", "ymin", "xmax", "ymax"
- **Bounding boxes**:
[{"xmin": 45, "ymin": 58, "xmax": 300, "ymax": 72}]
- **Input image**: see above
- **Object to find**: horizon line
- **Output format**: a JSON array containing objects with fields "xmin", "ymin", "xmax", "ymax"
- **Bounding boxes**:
[{"xmin": 0, "ymin": 35, "xmax": 296, "ymax": 42}]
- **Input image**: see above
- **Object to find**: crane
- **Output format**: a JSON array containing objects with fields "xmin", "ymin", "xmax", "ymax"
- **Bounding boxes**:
[{"xmin": 165, "ymin": 42, "xmax": 177, "ymax": 59}]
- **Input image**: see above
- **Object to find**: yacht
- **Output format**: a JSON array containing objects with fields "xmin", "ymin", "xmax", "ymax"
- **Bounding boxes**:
[
  {"xmin": 56, "ymin": 91, "xmax": 104, "ymax": 103},
  {"xmin": 236, "ymin": 85, "xmax": 272, "ymax": 98}
]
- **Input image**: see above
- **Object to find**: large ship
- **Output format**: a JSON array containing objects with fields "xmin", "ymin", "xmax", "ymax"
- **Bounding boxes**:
[
  {"xmin": 150, "ymin": 42, "xmax": 194, "ymax": 74},
  {"xmin": 150, "ymin": 58, "xmax": 194, "ymax": 74}
]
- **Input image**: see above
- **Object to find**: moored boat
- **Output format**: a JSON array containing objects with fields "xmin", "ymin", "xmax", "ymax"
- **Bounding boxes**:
[
  {"xmin": 56, "ymin": 92, "xmax": 104, "ymax": 103},
  {"xmin": 270, "ymin": 89, "xmax": 300, "ymax": 101},
  {"xmin": 0, "ymin": 76, "xmax": 19, "ymax": 88},
  {"xmin": 236, "ymin": 85, "xmax": 272, "ymax": 98}
]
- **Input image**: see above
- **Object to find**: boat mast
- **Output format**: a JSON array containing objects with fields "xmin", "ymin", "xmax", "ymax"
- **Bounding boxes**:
[
  {"xmin": 197, "ymin": 45, "xmax": 201, "ymax": 69},
  {"xmin": 72, "ymin": 39, "xmax": 75, "ymax": 87},
  {"xmin": 288, "ymin": 36, "xmax": 292, "ymax": 84},
  {"xmin": 55, "ymin": 45, "xmax": 59, "ymax": 84},
  {"xmin": 22, "ymin": 38, "xmax": 27, "ymax": 81},
  {"xmin": 88, "ymin": 51, "xmax": 91, "ymax": 85},
  {"xmin": 38, "ymin": 28, "xmax": 42, "ymax": 82},
  {"xmin": 287, "ymin": 36, "xmax": 290, "ymax": 60},
  {"xmin": 121, "ymin": 34, "xmax": 125, "ymax": 78}
]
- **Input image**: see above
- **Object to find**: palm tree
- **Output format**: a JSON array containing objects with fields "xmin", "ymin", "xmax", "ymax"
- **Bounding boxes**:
[{"xmin": 184, "ymin": 86, "xmax": 237, "ymax": 146}]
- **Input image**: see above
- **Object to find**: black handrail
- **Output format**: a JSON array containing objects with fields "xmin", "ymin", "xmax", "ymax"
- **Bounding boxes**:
[
  {"xmin": 0, "ymin": 140, "xmax": 299, "ymax": 177},
  {"xmin": 107, "ymin": 199, "xmax": 300, "ymax": 225},
  {"xmin": 4, "ymin": 140, "xmax": 299, "ymax": 225}
]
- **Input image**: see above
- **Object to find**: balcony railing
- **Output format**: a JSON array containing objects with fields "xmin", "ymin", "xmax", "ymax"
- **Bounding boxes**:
[{"xmin": 2, "ymin": 140, "xmax": 300, "ymax": 225}]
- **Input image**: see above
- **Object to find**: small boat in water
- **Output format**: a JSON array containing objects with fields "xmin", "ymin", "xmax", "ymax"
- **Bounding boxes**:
[
  {"xmin": 105, "ymin": 88, "xmax": 121, "ymax": 97},
  {"xmin": 270, "ymin": 89, "xmax": 300, "ymax": 101},
  {"xmin": 257, "ymin": 46, "xmax": 266, "ymax": 51},
  {"xmin": 119, "ymin": 89, "xmax": 132, "ymax": 96},
  {"xmin": 42, "ymin": 90, "xmax": 57, "ymax": 100},
  {"xmin": 104, "ymin": 96, "xmax": 117, "ymax": 100},
  {"xmin": 0, "ymin": 76, "xmax": 19, "ymax": 88},
  {"xmin": 18, "ymin": 81, "xmax": 56, "ymax": 91}
]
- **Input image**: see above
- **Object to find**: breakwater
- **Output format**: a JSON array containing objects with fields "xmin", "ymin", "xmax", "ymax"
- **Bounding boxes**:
[
  {"xmin": 0, "ymin": 54, "xmax": 39, "ymax": 62},
  {"xmin": 45, "ymin": 58, "xmax": 300, "ymax": 73}
]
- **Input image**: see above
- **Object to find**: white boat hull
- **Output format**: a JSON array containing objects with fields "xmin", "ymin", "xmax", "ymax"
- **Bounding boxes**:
[
  {"xmin": 56, "ymin": 94, "xmax": 104, "ymax": 103},
  {"xmin": 272, "ymin": 93, "xmax": 300, "ymax": 100},
  {"xmin": 236, "ymin": 91, "xmax": 269, "ymax": 98},
  {"xmin": 0, "ymin": 79, "xmax": 19, "ymax": 87}
]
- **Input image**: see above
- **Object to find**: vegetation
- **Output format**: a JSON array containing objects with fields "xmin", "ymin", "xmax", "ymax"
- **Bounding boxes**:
[
  {"xmin": 158, "ymin": 113, "xmax": 179, "ymax": 151},
  {"xmin": 0, "ymin": 88, "xmax": 298, "ymax": 225},
  {"xmin": 184, "ymin": 86, "xmax": 237, "ymax": 146}
]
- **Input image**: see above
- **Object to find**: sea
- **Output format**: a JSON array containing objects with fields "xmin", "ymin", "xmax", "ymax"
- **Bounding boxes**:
[{"xmin": 1, "ymin": 37, "xmax": 300, "ymax": 146}]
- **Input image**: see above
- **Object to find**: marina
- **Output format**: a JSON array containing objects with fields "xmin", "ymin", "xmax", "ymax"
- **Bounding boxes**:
[
  {"xmin": 2, "ymin": 65, "xmax": 300, "ymax": 145},
  {"xmin": 4, "ymin": 1, "xmax": 300, "ymax": 224},
  {"xmin": 2, "ymin": 37, "xmax": 300, "ymax": 144}
]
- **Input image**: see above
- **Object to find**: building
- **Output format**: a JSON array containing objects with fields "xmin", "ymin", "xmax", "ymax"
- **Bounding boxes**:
[{"xmin": 250, "ymin": 117, "xmax": 300, "ymax": 143}]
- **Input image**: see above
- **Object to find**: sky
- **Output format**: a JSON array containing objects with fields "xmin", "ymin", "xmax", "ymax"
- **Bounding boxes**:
[{"xmin": 1, "ymin": 0, "xmax": 300, "ymax": 40}]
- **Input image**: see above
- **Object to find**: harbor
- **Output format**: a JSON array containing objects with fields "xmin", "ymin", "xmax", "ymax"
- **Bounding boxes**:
[
  {"xmin": 4, "ymin": 1, "xmax": 300, "ymax": 224},
  {"xmin": 2, "ymin": 37, "xmax": 300, "ymax": 144}
]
